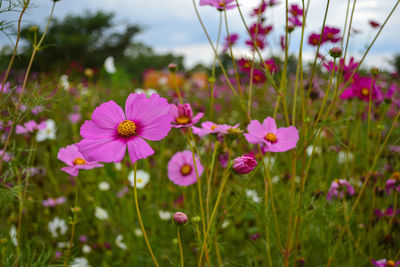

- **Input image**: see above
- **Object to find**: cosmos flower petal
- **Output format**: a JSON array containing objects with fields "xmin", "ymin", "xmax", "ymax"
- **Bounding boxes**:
[
  {"xmin": 262, "ymin": 117, "xmax": 277, "ymax": 132},
  {"xmin": 139, "ymin": 114, "xmax": 172, "ymax": 141},
  {"xmin": 57, "ymin": 145, "xmax": 80, "ymax": 166},
  {"xmin": 77, "ymin": 138, "xmax": 126, "ymax": 163},
  {"xmin": 127, "ymin": 137, "xmax": 155, "ymax": 164},
  {"xmin": 80, "ymin": 120, "xmax": 116, "ymax": 139},
  {"xmin": 91, "ymin": 100, "xmax": 125, "ymax": 129},
  {"xmin": 61, "ymin": 166, "xmax": 79, "ymax": 177}
]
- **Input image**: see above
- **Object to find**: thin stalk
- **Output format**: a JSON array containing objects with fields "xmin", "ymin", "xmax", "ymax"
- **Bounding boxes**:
[
  {"xmin": 366, "ymin": 75, "xmax": 375, "ymax": 163},
  {"xmin": 206, "ymin": 141, "xmax": 219, "ymax": 222},
  {"xmin": 63, "ymin": 180, "xmax": 79, "ymax": 267},
  {"xmin": 133, "ymin": 163, "xmax": 159, "ymax": 267},
  {"xmin": 177, "ymin": 228, "xmax": 184, "ymax": 267}
]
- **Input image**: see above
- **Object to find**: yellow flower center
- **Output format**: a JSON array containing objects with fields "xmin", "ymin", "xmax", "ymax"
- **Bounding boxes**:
[
  {"xmin": 327, "ymin": 32, "xmax": 334, "ymax": 39},
  {"xmin": 117, "ymin": 120, "xmax": 136, "ymax": 137},
  {"xmin": 219, "ymin": 2, "xmax": 225, "ymax": 7},
  {"xmin": 265, "ymin": 133, "xmax": 277, "ymax": 143},
  {"xmin": 176, "ymin": 116, "xmax": 190, "ymax": 125},
  {"xmin": 138, "ymin": 178, "xmax": 143, "ymax": 184},
  {"xmin": 244, "ymin": 62, "xmax": 251, "ymax": 68},
  {"xmin": 73, "ymin": 158, "xmax": 86, "ymax": 165},
  {"xmin": 180, "ymin": 164, "xmax": 192, "ymax": 176},
  {"xmin": 210, "ymin": 125, "xmax": 218, "ymax": 130},
  {"xmin": 361, "ymin": 88, "xmax": 370, "ymax": 96},
  {"xmin": 391, "ymin": 172, "xmax": 400, "ymax": 182},
  {"xmin": 387, "ymin": 260, "xmax": 395, "ymax": 267}
]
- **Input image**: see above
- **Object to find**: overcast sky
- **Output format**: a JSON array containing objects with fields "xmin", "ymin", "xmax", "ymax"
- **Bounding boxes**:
[{"xmin": 1, "ymin": 0, "xmax": 400, "ymax": 70}]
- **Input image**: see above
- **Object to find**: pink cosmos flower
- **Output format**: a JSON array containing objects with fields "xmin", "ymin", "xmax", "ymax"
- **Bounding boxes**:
[
  {"xmin": 0, "ymin": 149, "xmax": 12, "ymax": 162},
  {"xmin": 199, "ymin": 0, "xmax": 236, "ymax": 10},
  {"xmin": 371, "ymin": 259, "xmax": 400, "ymax": 267},
  {"xmin": 170, "ymin": 103, "xmax": 204, "ymax": 128},
  {"xmin": 16, "ymin": 120, "xmax": 46, "ymax": 135},
  {"xmin": 374, "ymin": 207, "xmax": 400, "ymax": 219},
  {"xmin": 42, "ymin": 196, "xmax": 66, "ymax": 207},
  {"xmin": 232, "ymin": 153, "xmax": 257, "ymax": 174},
  {"xmin": 322, "ymin": 26, "xmax": 341, "ymax": 43},
  {"xmin": 222, "ymin": 33, "xmax": 239, "ymax": 53},
  {"xmin": 192, "ymin": 121, "xmax": 221, "ymax": 137},
  {"xmin": 238, "ymin": 58, "xmax": 252, "ymax": 72},
  {"xmin": 369, "ymin": 20, "xmax": 380, "ymax": 28},
  {"xmin": 385, "ymin": 173, "xmax": 400, "ymax": 194},
  {"xmin": 250, "ymin": 1, "xmax": 267, "ymax": 16},
  {"xmin": 252, "ymin": 69, "xmax": 266, "ymax": 84},
  {"xmin": 264, "ymin": 58, "xmax": 278, "ymax": 73},
  {"xmin": 244, "ymin": 116, "xmax": 299, "ymax": 152},
  {"xmin": 167, "ymin": 150, "xmax": 204, "ymax": 186},
  {"xmin": 68, "ymin": 113, "xmax": 82, "ymax": 124},
  {"xmin": 289, "ymin": 4, "xmax": 303, "ymax": 17},
  {"xmin": 308, "ymin": 33, "xmax": 322, "ymax": 46},
  {"xmin": 326, "ymin": 179, "xmax": 355, "ymax": 201},
  {"xmin": 76, "ymin": 93, "xmax": 172, "ymax": 164},
  {"xmin": 57, "ymin": 144, "xmax": 103, "ymax": 176},
  {"xmin": 340, "ymin": 76, "xmax": 383, "ymax": 102},
  {"xmin": 0, "ymin": 82, "xmax": 11, "ymax": 94}
]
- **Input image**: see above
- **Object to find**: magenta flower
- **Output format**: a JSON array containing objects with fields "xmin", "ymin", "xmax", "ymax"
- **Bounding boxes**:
[
  {"xmin": 289, "ymin": 4, "xmax": 303, "ymax": 17},
  {"xmin": 76, "ymin": 93, "xmax": 172, "ymax": 164},
  {"xmin": 170, "ymin": 103, "xmax": 204, "ymax": 128},
  {"xmin": 369, "ymin": 20, "xmax": 380, "ymax": 28},
  {"xmin": 326, "ymin": 179, "xmax": 355, "ymax": 201},
  {"xmin": 222, "ymin": 33, "xmax": 239, "ymax": 52},
  {"xmin": 199, "ymin": 0, "xmax": 236, "ymax": 10},
  {"xmin": 57, "ymin": 144, "xmax": 103, "ymax": 176},
  {"xmin": 250, "ymin": 1, "xmax": 267, "ymax": 16},
  {"xmin": 385, "ymin": 173, "xmax": 400, "ymax": 194},
  {"xmin": 308, "ymin": 33, "xmax": 322, "ymax": 46},
  {"xmin": 232, "ymin": 153, "xmax": 257, "ymax": 174},
  {"xmin": 244, "ymin": 116, "xmax": 299, "ymax": 152},
  {"xmin": 252, "ymin": 69, "xmax": 266, "ymax": 84},
  {"xmin": 238, "ymin": 58, "xmax": 252, "ymax": 72},
  {"xmin": 42, "ymin": 196, "xmax": 66, "ymax": 207},
  {"xmin": 192, "ymin": 121, "xmax": 221, "ymax": 137},
  {"xmin": 374, "ymin": 207, "xmax": 400, "ymax": 219},
  {"xmin": 16, "ymin": 120, "xmax": 46, "ymax": 135},
  {"xmin": 322, "ymin": 26, "xmax": 341, "ymax": 43},
  {"xmin": 371, "ymin": 259, "xmax": 400, "ymax": 267},
  {"xmin": 340, "ymin": 76, "xmax": 383, "ymax": 102},
  {"xmin": 264, "ymin": 58, "xmax": 278, "ymax": 73},
  {"xmin": 167, "ymin": 150, "xmax": 204, "ymax": 186},
  {"xmin": 0, "ymin": 149, "xmax": 12, "ymax": 162},
  {"xmin": 68, "ymin": 113, "xmax": 82, "ymax": 124}
]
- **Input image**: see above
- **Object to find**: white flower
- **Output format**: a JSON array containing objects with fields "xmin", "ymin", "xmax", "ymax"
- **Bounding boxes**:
[
  {"xmin": 94, "ymin": 207, "xmax": 109, "ymax": 221},
  {"xmin": 271, "ymin": 175, "xmax": 280, "ymax": 184},
  {"xmin": 57, "ymin": 242, "xmax": 68, "ymax": 248},
  {"xmin": 115, "ymin": 234, "xmax": 127, "ymax": 250},
  {"xmin": 36, "ymin": 119, "xmax": 56, "ymax": 142},
  {"xmin": 48, "ymin": 217, "xmax": 68, "ymax": 238},
  {"xmin": 104, "ymin": 56, "xmax": 116, "ymax": 74},
  {"xmin": 59, "ymin": 74, "xmax": 70, "ymax": 90},
  {"xmin": 246, "ymin": 189, "xmax": 261, "ymax": 203},
  {"xmin": 128, "ymin": 170, "xmax": 150, "ymax": 189},
  {"xmin": 134, "ymin": 228, "xmax": 143, "ymax": 237},
  {"xmin": 158, "ymin": 76, "xmax": 168, "ymax": 86},
  {"xmin": 337, "ymin": 151, "xmax": 354, "ymax": 164},
  {"xmin": 70, "ymin": 257, "xmax": 91, "ymax": 267},
  {"xmin": 134, "ymin": 88, "xmax": 158, "ymax": 98},
  {"xmin": 158, "ymin": 210, "xmax": 172, "ymax": 221},
  {"xmin": 114, "ymin": 162, "xmax": 122, "ymax": 171},
  {"xmin": 221, "ymin": 220, "xmax": 230, "ymax": 229},
  {"xmin": 306, "ymin": 145, "xmax": 321, "ymax": 156},
  {"xmin": 82, "ymin": 244, "xmax": 92, "ymax": 254},
  {"xmin": 98, "ymin": 181, "xmax": 110, "ymax": 191},
  {"xmin": 10, "ymin": 225, "xmax": 17, "ymax": 246}
]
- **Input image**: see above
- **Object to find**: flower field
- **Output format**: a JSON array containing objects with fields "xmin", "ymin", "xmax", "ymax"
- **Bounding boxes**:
[{"xmin": 1, "ymin": 0, "xmax": 400, "ymax": 266}]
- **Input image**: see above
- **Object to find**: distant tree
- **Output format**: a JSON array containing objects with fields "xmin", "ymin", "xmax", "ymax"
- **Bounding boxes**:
[
  {"xmin": 0, "ymin": 11, "xmax": 141, "ymax": 70},
  {"xmin": 393, "ymin": 54, "xmax": 400, "ymax": 74}
]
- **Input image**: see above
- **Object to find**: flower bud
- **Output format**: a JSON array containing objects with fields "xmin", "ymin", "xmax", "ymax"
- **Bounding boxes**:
[
  {"xmin": 232, "ymin": 153, "xmax": 257, "ymax": 174},
  {"xmin": 173, "ymin": 212, "xmax": 188, "ymax": 225},
  {"xmin": 168, "ymin": 63, "xmax": 178, "ymax": 72},
  {"xmin": 191, "ymin": 215, "xmax": 201, "ymax": 223},
  {"xmin": 329, "ymin": 47, "xmax": 343, "ymax": 58},
  {"xmin": 29, "ymin": 26, "xmax": 38, "ymax": 32},
  {"xmin": 370, "ymin": 67, "xmax": 380, "ymax": 76}
]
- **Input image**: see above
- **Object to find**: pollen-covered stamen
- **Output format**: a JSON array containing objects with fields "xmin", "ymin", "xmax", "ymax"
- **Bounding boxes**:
[
  {"xmin": 265, "ymin": 132, "xmax": 277, "ymax": 143},
  {"xmin": 387, "ymin": 260, "xmax": 395, "ymax": 267},
  {"xmin": 219, "ymin": 2, "xmax": 225, "ymax": 8},
  {"xmin": 73, "ymin": 158, "xmax": 86, "ymax": 165},
  {"xmin": 176, "ymin": 116, "xmax": 190, "ymax": 125},
  {"xmin": 180, "ymin": 164, "xmax": 192, "ymax": 176},
  {"xmin": 361, "ymin": 88, "xmax": 370, "ymax": 96},
  {"xmin": 117, "ymin": 120, "xmax": 136, "ymax": 137},
  {"xmin": 210, "ymin": 125, "xmax": 218, "ymax": 131}
]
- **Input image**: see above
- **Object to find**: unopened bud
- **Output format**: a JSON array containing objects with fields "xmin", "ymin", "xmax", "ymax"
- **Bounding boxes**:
[
  {"xmin": 173, "ymin": 212, "xmax": 188, "ymax": 225},
  {"xmin": 168, "ymin": 63, "xmax": 178, "ymax": 72},
  {"xmin": 329, "ymin": 47, "xmax": 343, "ymax": 58}
]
